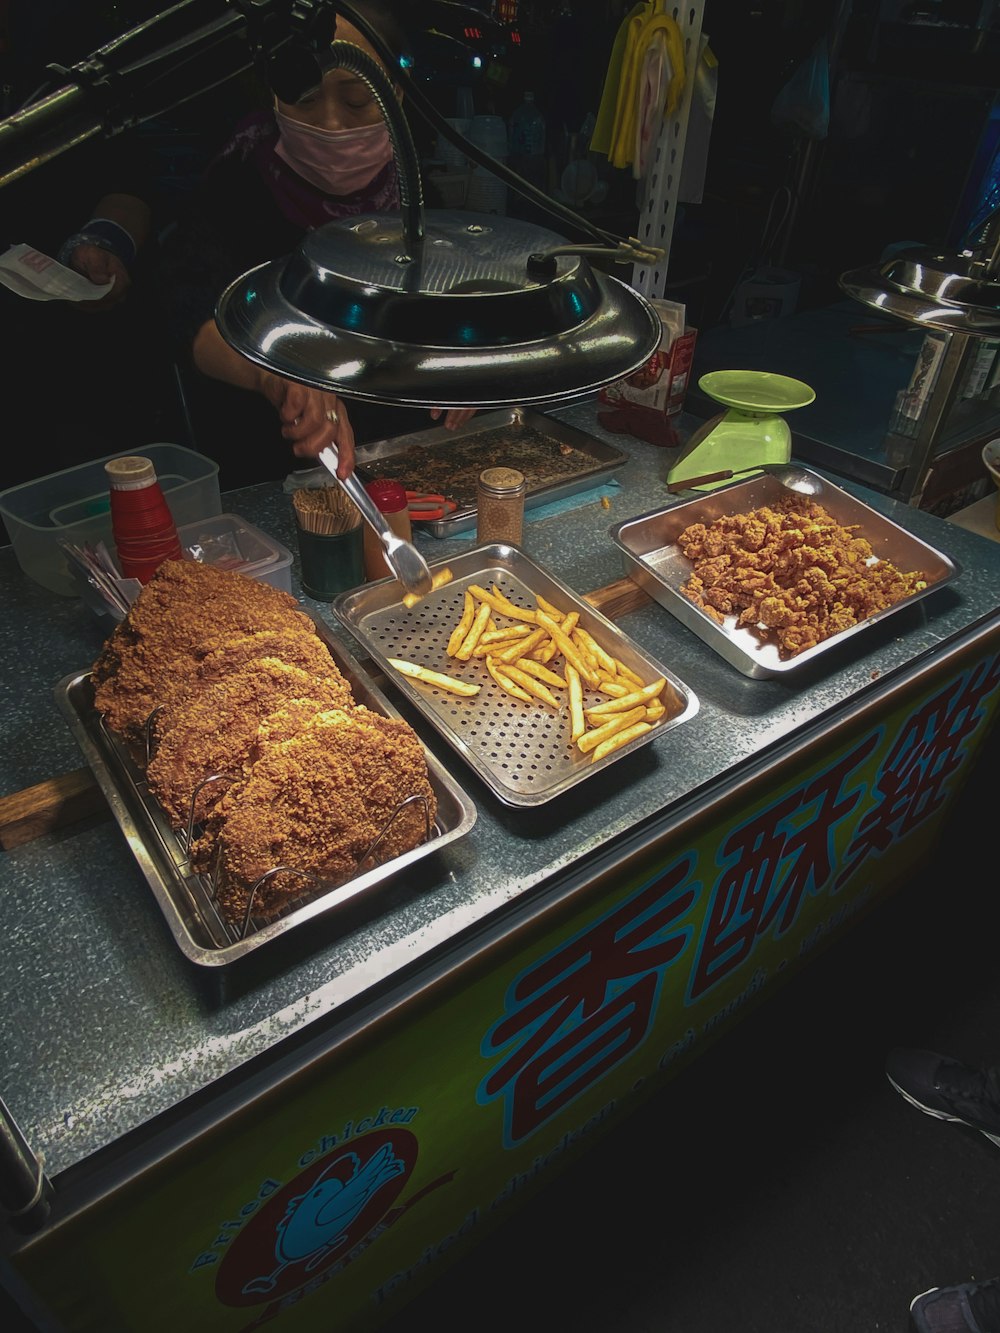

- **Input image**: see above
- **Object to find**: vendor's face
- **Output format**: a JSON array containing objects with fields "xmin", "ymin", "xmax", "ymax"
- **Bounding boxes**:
[{"xmin": 277, "ymin": 20, "xmax": 397, "ymax": 130}]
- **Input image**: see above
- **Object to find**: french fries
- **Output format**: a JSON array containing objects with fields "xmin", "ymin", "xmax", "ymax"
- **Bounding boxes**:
[
  {"xmin": 402, "ymin": 566, "xmax": 454, "ymax": 609},
  {"xmin": 585, "ymin": 677, "xmax": 667, "ymax": 717},
  {"xmin": 535, "ymin": 611, "xmax": 600, "ymax": 687},
  {"xmin": 480, "ymin": 624, "xmax": 534, "ymax": 645},
  {"xmin": 468, "ymin": 584, "xmax": 537, "ymax": 624},
  {"xmin": 500, "ymin": 662, "xmax": 562, "ymax": 709},
  {"xmin": 487, "ymin": 655, "xmax": 533, "ymax": 702},
  {"xmin": 574, "ymin": 626, "xmax": 617, "ymax": 676},
  {"xmin": 512, "ymin": 659, "xmax": 567, "ymax": 690},
  {"xmin": 388, "ymin": 658, "xmax": 481, "ymax": 696},
  {"xmin": 567, "ymin": 664, "xmax": 586, "ymax": 743},
  {"xmin": 576, "ymin": 705, "xmax": 647, "ymax": 754},
  {"xmin": 446, "ymin": 590, "xmax": 476, "ymax": 656},
  {"xmin": 496, "ymin": 625, "xmax": 548, "ymax": 664},
  {"xmin": 592, "ymin": 721, "xmax": 652, "ymax": 762},
  {"xmin": 395, "ymin": 581, "xmax": 670, "ymax": 762},
  {"xmin": 454, "ymin": 601, "xmax": 493, "ymax": 661}
]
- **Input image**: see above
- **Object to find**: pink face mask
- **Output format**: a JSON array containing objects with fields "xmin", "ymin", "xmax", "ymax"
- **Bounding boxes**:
[{"xmin": 274, "ymin": 111, "xmax": 394, "ymax": 195}]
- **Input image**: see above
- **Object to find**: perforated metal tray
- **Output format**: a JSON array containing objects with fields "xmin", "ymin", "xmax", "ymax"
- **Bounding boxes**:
[
  {"xmin": 332, "ymin": 545, "xmax": 698, "ymax": 806},
  {"xmin": 54, "ymin": 622, "xmax": 477, "ymax": 967},
  {"xmin": 610, "ymin": 465, "xmax": 962, "ymax": 679}
]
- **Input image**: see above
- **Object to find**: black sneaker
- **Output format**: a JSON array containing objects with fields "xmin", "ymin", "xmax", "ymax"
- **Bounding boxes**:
[
  {"xmin": 910, "ymin": 1278, "xmax": 1000, "ymax": 1333},
  {"xmin": 886, "ymin": 1048, "xmax": 1000, "ymax": 1148}
]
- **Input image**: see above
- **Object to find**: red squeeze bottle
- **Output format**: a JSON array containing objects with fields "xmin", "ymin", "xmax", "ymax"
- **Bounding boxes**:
[
  {"xmin": 105, "ymin": 455, "xmax": 184, "ymax": 584},
  {"xmin": 363, "ymin": 479, "xmax": 412, "ymax": 581}
]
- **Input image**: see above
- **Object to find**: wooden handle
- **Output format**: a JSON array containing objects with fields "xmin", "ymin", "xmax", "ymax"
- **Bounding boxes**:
[
  {"xmin": 583, "ymin": 575, "xmax": 651, "ymax": 619},
  {"xmin": 0, "ymin": 767, "xmax": 106, "ymax": 851},
  {"xmin": 666, "ymin": 468, "xmax": 733, "ymax": 492}
]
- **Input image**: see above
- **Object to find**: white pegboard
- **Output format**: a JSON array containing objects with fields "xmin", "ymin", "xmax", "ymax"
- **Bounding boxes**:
[{"xmin": 630, "ymin": 0, "xmax": 707, "ymax": 299}]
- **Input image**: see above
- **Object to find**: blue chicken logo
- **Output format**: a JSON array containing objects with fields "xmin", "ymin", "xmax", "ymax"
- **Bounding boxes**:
[
  {"xmin": 242, "ymin": 1143, "xmax": 405, "ymax": 1295},
  {"xmin": 219, "ymin": 1135, "xmax": 412, "ymax": 1304}
]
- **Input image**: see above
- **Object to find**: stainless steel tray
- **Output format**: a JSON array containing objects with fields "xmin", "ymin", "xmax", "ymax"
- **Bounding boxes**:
[
  {"xmin": 354, "ymin": 407, "xmax": 628, "ymax": 538},
  {"xmin": 610, "ymin": 465, "xmax": 962, "ymax": 679},
  {"xmin": 54, "ymin": 625, "xmax": 477, "ymax": 967},
  {"xmin": 332, "ymin": 545, "xmax": 698, "ymax": 807}
]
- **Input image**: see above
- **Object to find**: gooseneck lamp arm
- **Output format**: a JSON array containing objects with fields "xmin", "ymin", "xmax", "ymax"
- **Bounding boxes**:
[
  {"xmin": 327, "ymin": 38, "xmax": 424, "ymax": 254},
  {"xmin": 332, "ymin": 0, "xmax": 638, "ymax": 255}
]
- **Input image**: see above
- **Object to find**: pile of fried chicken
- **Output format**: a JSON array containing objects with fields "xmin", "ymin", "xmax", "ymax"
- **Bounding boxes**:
[
  {"xmin": 676, "ymin": 496, "xmax": 928, "ymax": 658},
  {"xmin": 91, "ymin": 559, "xmax": 436, "ymax": 927}
]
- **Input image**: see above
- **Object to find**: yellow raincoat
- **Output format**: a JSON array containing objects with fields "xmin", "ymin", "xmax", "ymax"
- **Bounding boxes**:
[{"xmin": 591, "ymin": 0, "xmax": 686, "ymax": 174}]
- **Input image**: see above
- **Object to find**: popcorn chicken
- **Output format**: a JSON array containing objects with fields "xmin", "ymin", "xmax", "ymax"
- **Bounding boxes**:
[{"xmin": 677, "ymin": 497, "xmax": 927, "ymax": 659}]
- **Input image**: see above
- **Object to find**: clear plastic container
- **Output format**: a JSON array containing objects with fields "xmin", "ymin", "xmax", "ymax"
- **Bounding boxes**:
[
  {"xmin": 0, "ymin": 443, "xmax": 221, "ymax": 596},
  {"xmin": 177, "ymin": 513, "xmax": 293, "ymax": 592}
]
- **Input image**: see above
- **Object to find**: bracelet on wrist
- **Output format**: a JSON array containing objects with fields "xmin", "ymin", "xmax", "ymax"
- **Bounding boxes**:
[{"xmin": 58, "ymin": 217, "xmax": 137, "ymax": 269}]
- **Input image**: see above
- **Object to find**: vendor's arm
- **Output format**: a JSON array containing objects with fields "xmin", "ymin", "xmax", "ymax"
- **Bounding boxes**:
[
  {"xmin": 59, "ymin": 177, "xmax": 153, "ymax": 309},
  {"xmin": 191, "ymin": 318, "xmax": 356, "ymax": 475},
  {"xmin": 430, "ymin": 407, "xmax": 477, "ymax": 430}
]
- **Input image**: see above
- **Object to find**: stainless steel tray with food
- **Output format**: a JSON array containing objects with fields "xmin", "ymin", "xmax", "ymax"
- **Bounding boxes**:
[
  {"xmin": 332, "ymin": 545, "xmax": 698, "ymax": 807},
  {"xmin": 354, "ymin": 407, "xmax": 628, "ymax": 538},
  {"xmin": 54, "ymin": 625, "xmax": 477, "ymax": 968},
  {"xmin": 610, "ymin": 465, "xmax": 961, "ymax": 680}
]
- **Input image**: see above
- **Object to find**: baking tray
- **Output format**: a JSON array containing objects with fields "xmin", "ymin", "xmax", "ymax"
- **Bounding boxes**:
[
  {"xmin": 610, "ymin": 464, "xmax": 961, "ymax": 679},
  {"xmin": 354, "ymin": 407, "xmax": 628, "ymax": 538},
  {"xmin": 332, "ymin": 545, "xmax": 698, "ymax": 807},
  {"xmin": 54, "ymin": 623, "xmax": 477, "ymax": 967}
]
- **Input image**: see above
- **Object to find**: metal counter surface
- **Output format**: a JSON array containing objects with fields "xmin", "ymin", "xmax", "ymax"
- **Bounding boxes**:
[{"xmin": 3, "ymin": 400, "xmax": 1000, "ymax": 1181}]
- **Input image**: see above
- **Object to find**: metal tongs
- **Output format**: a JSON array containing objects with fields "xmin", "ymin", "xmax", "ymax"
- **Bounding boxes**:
[{"xmin": 318, "ymin": 445, "xmax": 433, "ymax": 597}]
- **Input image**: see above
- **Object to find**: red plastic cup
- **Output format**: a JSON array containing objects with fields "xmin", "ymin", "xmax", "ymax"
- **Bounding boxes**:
[{"xmin": 106, "ymin": 455, "xmax": 184, "ymax": 582}]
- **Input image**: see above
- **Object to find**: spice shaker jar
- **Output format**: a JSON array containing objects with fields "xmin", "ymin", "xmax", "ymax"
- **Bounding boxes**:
[
  {"xmin": 476, "ymin": 467, "xmax": 526, "ymax": 546},
  {"xmin": 363, "ymin": 479, "xmax": 412, "ymax": 581},
  {"xmin": 105, "ymin": 454, "xmax": 184, "ymax": 584}
]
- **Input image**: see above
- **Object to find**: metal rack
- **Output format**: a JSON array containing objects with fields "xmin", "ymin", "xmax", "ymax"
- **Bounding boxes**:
[{"xmin": 630, "ymin": 0, "xmax": 708, "ymax": 300}]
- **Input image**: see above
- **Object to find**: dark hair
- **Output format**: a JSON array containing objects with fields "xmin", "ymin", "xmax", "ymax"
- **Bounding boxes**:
[
  {"xmin": 333, "ymin": 1, "xmax": 407, "ymax": 63},
  {"xmin": 266, "ymin": 1, "xmax": 407, "ymax": 104}
]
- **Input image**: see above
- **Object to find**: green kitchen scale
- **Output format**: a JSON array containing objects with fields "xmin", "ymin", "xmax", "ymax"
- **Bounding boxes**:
[{"xmin": 666, "ymin": 370, "xmax": 816, "ymax": 491}]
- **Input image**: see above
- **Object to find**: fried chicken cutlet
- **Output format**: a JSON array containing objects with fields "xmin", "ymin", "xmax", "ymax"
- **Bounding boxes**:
[
  {"xmin": 92, "ymin": 559, "xmax": 317, "ymax": 739},
  {"xmin": 90, "ymin": 554, "xmax": 439, "ymax": 937},
  {"xmin": 192, "ymin": 627, "xmax": 353, "ymax": 704},
  {"xmin": 146, "ymin": 658, "xmax": 356, "ymax": 829},
  {"xmin": 201, "ymin": 707, "xmax": 437, "ymax": 926}
]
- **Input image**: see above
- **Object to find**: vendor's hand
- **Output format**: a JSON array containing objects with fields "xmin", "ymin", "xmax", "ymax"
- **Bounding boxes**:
[
  {"xmin": 430, "ymin": 407, "xmax": 476, "ymax": 430},
  {"xmin": 65, "ymin": 244, "xmax": 131, "ymax": 309},
  {"xmin": 262, "ymin": 376, "xmax": 356, "ymax": 476}
]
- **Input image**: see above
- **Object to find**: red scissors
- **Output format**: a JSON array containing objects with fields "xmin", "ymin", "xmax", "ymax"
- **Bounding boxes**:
[{"xmin": 405, "ymin": 490, "xmax": 459, "ymax": 521}]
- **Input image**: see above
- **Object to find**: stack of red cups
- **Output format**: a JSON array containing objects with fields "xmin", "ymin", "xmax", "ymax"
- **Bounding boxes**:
[{"xmin": 105, "ymin": 455, "xmax": 184, "ymax": 584}]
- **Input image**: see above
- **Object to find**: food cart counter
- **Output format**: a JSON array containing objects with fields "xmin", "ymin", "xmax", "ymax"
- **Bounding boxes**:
[{"xmin": 2, "ymin": 400, "xmax": 999, "ymax": 1332}]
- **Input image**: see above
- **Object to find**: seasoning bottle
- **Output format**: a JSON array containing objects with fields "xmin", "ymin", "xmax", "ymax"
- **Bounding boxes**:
[
  {"xmin": 363, "ymin": 479, "xmax": 412, "ymax": 581},
  {"xmin": 105, "ymin": 455, "xmax": 184, "ymax": 584},
  {"xmin": 476, "ymin": 466, "xmax": 526, "ymax": 546}
]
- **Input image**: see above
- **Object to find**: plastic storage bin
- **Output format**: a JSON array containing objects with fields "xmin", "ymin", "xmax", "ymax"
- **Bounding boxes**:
[
  {"xmin": 177, "ymin": 513, "xmax": 293, "ymax": 593},
  {"xmin": 0, "ymin": 444, "xmax": 222, "ymax": 596}
]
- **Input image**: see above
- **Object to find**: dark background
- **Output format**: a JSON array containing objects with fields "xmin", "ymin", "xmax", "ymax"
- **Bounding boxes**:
[{"xmin": 2, "ymin": 0, "xmax": 998, "ymax": 495}]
